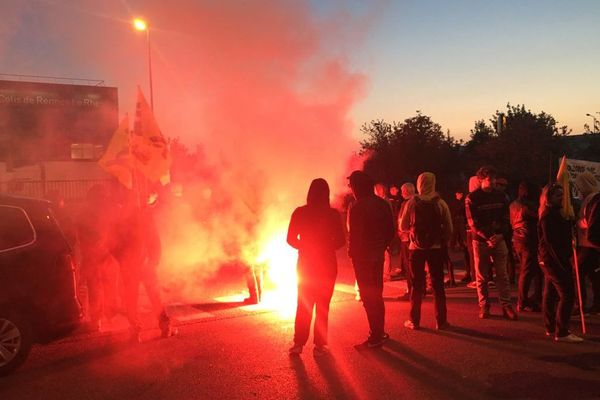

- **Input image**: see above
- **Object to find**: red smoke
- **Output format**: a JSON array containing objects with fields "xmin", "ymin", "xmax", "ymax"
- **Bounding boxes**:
[{"xmin": 2, "ymin": 1, "xmax": 369, "ymax": 303}]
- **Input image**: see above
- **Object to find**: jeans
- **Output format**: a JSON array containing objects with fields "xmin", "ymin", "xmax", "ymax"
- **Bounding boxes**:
[
  {"xmin": 540, "ymin": 258, "xmax": 574, "ymax": 336},
  {"xmin": 473, "ymin": 240, "xmax": 512, "ymax": 308},
  {"xmin": 294, "ymin": 279, "xmax": 335, "ymax": 346},
  {"xmin": 353, "ymin": 257, "xmax": 386, "ymax": 339},
  {"xmin": 514, "ymin": 239, "xmax": 542, "ymax": 308},
  {"xmin": 408, "ymin": 248, "xmax": 447, "ymax": 326}
]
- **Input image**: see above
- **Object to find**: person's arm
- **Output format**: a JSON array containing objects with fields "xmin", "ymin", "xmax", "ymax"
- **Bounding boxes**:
[
  {"xmin": 440, "ymin": 200, "xmax": 454, "ymax": 244},
  {"xmin": 331, "ymin": 210, "xmax": 346, "ymax": 250},
  {"xmin": 383, "ymin": 202, "xmax": 396, "ymax": 246},
  {"xmin": 399, "ymin": 199, "xmax": 412, "ymax": 235},
  {"xmin": 286, "ymin": 208, "xmax": 301, "ymax": 250},
  {"xmin": 465, "ymin": 193, "xmax": 488, "ymax": 241}
]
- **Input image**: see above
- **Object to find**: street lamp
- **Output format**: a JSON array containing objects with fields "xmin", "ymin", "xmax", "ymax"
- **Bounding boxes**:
[
  {"xmin": 585, "ymin": 113, "xmax": 599, "ymax": 133},
  {"xmin": 133, "ymin": 17, "xmax": 154, "ymax": 111}
]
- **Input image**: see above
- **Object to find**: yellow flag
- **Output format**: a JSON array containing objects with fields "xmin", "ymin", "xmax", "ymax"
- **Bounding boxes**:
[
  {"xmin": 557, "ymin": 155, "xmax": 575, "ymax": 220},
  {"xmin": 132, "ymin": 87, "xmax": 171, "ymax": 185},
  {"xmin": 98, "ymin": 115, "xmax": 133, "ymax": 189}
]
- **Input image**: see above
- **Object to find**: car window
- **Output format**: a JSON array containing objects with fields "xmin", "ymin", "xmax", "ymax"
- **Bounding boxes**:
[{"xmin": 0, "ymin": 205, "xmax": 36, "ymax": 251}]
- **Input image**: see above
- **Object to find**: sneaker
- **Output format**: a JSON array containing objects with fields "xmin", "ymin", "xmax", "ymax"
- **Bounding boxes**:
[
  {"xmin": 436, "ymin": 321, "xmax": 451, "ymax": 331},
  {"xmin": 545, "ymin": 330, "xmax": 554, "ymax": 337},
  {"xmin": 313, "ymin": 345, "xmax": 330, "ymax": 357},
  {"xmin": 289, "ymin": 344, "xmax": 303, "ymax": 354},
  {"xmin": 479, "ymin": 307, "xmax": 490, "ymax": 319},
  {"xmin": 404, "ymin": 320, "xmax": 419, "ymax": 330},
  {"xmin": 555, "ymin": 333, "xmax": 584, "ymax": 343},
  {"xmin": 502, "ymin": 306, "xmax": 518, "ymax": 321},
  {"xmin": 359, "ymin": 333, "xmax": 389, "ymax": 348},
  {"xmin": 466, "ymin": 281, "xmax": 478, "ymax": 289}
]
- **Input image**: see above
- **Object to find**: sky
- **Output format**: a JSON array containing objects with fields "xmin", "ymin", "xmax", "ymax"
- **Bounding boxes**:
[{"xmin": 1, "ymin": 0, "xmax": 599, "ymax": 144}]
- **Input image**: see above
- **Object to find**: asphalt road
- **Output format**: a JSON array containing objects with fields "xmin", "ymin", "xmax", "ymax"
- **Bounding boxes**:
[{"xmin": 1, "ymin": 256, "xmax": 600, "ymax": 400}]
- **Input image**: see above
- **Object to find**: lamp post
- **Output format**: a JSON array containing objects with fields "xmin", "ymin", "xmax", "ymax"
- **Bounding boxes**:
[
  {"xmin": 133, "ymin": 18, "xmax": 154, "ymax": 111},
  {"xmin": 585, "ymin": 113, "xmax": 599, "ymax": 133}
]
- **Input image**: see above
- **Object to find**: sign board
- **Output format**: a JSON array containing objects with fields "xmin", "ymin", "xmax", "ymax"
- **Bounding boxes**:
[
  {"xmin": 0, "ymin": 80, "xmax": 118, "ymax": 165},
  {"xmin": 565, "ymin": 158, "xmax": 600, "ymax": 197}
]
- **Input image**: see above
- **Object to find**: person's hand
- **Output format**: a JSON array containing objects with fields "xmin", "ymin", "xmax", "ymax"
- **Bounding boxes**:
[{"xmin": 487, "ymin": 234, "xmax": 502, "ymax": 248}]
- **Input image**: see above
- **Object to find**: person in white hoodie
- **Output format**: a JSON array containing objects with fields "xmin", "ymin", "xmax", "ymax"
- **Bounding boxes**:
[
  {"xmin": 400, "ymin": 172, "xmax": 453, "ymax": 330},
  {"xmin": 575, "ymin": 172, "xmax": 600, "ymax": 314}
]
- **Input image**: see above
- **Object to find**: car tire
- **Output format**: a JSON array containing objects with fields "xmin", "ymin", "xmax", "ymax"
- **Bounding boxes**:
[{"xmin": 0, "ymin": 311, "xmax": 33, "ymax": 376}]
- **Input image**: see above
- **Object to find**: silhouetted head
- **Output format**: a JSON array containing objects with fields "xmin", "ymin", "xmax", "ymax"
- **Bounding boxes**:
[
  {"xmin": 477, "ymin": 165, "xmax": 498, "ymax": 192},
  {"xmin": 348, "ymin": 170, "xmax": 374, "ymax": 199},
  {"xmin": 307, "ymin": 178, "xmax": 330, "ymax": 208},
  {"xmin": 400, "ymin": 182, "xmax": 415, "ymax": 200},
  {"xmin": 539, "ymin": 183, "xmax": 563, "ymax": 219},
  {"xmin": 417, "ymin": 172, "xmax": 436, "ymax": 199},
  {"xmin": 374, "ymin": 183, "xmax": 387, "ymax": 199}
]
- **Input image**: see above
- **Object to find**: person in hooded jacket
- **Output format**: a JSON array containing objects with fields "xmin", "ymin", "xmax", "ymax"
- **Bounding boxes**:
[
  {"xmin": 287, "ymin": 178, "xmax": 345, "ymax": 356},
  {"xmin": 574, "ymin": 172, "xmax": 600, "ymax": 314},
  {"xmin": 538, "ymin": 184, "xmax": 583, "ymax": 342},
  {"xmin": 347, "ymin": 171, "xmax": 395, "ymax": 348},
  {"xmin": 400, "ymin": 172, "xmax": 453, "ymax": 330}
]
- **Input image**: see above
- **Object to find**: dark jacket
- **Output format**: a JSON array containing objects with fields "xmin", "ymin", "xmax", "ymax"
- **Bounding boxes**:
[
  {"xmin": 538, "ymin": 206, "xmax": 572, "ymax": 270},
  {"xmin": 466, "ymin": 188, "xmax": 510, "ymax": 242},
  {"xmin": 287, "ymin": 179, "xmax": 345, "ymax": 280},
  {"xmin": 348, "ymin": 195, "xmax": 395, "ymax": 262}
]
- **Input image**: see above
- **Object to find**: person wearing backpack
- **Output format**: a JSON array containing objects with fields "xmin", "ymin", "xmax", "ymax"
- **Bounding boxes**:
[
  {"xmin": 399, "ymin": 172, "xmax": 453, "ymax": 330},
  {"xmin": 466, "ymin": 166, "xmax": 518, "ymax": 320}
]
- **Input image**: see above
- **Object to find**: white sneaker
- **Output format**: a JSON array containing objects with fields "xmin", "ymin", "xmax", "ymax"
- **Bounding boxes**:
[
  {"xmin": 289, "ymin": 344, "xmax": 303, "ymax": 354},
  {"xmin": 555, "ymin": 333, "xmax": 584, "ymax": 343}
]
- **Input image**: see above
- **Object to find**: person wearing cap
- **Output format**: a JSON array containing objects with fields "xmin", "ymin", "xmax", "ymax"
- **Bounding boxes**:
[
  {"xmin": 466, "ymin": 166, "xmax": 518, "ymax": 320},
  {"xmin": 347, "ymin": 170, "xmax": 395, "ymax": 348},
  {"xmin": 575, "ymin": 172, "xmax": 600, "ymax": 314}
]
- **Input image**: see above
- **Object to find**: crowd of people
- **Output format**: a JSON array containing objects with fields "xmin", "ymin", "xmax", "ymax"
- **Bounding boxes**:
[{"xmin": 286, "ymin": 165, "xmax": 600, "ymax": 356}]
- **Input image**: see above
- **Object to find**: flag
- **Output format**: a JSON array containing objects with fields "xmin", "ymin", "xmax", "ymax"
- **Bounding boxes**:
[
  {"xmin": 132, "ymin": 87, "xmax": 171, "ymax": 185},
  {"xmin": 557, "ymin": 155, "xmax": 575, "ymax": 220},
  {"xmin": 98, "ymin": 115, "xmax": 133, "ymax": 189}
]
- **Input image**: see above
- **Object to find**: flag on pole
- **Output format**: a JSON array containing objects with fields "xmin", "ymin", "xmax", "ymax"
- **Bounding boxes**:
[
  {"xmin": 98, "ymin": 115, "xmax": 133, "ymax": 189},
  {"xmin": 132, "ymin": 87, "xmax": 171, "ymax": 185},
  {"xmin": 557, "ymin": 155, "xmax": 575, "ymax": 220}
]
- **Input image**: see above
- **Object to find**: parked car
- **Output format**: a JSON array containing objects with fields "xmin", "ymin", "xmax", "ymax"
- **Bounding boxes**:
[{"xmin": 0, "ymin": 195, "xmax": 82, "ymax": 375}]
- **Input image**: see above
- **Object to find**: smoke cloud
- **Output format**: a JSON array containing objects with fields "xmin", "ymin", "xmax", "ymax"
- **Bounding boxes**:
[{"xmin": 1, "ymin": 0, "xmax": 370, "ymax": 302}]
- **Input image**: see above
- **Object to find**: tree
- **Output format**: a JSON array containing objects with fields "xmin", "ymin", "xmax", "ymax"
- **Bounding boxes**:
[
  {"xmin": 466, "ymin": 104, "xmax": 571, "ymax": 186},
  {"xmin": 360, "ymin": 111, "xmax": 462, "ymax": 193}
]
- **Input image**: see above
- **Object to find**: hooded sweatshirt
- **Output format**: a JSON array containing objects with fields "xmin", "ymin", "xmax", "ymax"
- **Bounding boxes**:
[
  {"xmin": 287, "ymin": 178, "xmax": 345, "ymax": 279},
  {"xmin": 399, "ymin": 172, "xmax": 453, "ymax": 250},
  {"xmin": 576, "ymin": 172, "xmax": 600, "ymax": 248}
]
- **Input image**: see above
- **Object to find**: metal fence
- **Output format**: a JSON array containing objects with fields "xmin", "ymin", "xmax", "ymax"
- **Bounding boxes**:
[{"xmin": 0, "ymin": 179, "xmax": 112, "ymax": 202}]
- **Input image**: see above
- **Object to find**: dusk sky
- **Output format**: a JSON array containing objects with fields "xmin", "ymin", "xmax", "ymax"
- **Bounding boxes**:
[{"xmin": 2, "ymin": 0, "xmax": 599, "ymax": 144}]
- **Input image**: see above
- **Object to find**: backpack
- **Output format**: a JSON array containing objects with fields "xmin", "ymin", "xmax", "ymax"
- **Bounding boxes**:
[{"xmin": 410, "ymin": 197, "xmax": 443, "ymax": 249}]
